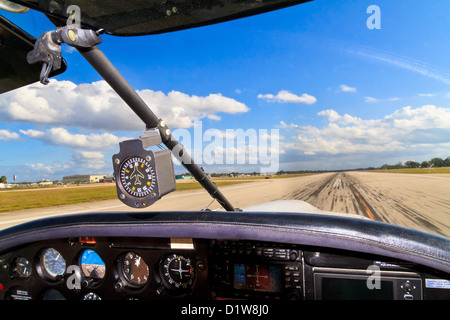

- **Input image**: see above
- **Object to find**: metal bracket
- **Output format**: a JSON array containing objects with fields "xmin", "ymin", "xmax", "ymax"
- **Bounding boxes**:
[
  {"xmin": 140, "ymin": 127, "xmax": 163, "ymax": 149},
  {"xmin": 27, "ymin": 27, "xmax": 102, "ymax": 84}
]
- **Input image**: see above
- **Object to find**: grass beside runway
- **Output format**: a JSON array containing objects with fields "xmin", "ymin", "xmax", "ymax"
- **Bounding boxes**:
[
  {"xmin": 370, "ymin": 167, "xmax": 450, "ymax": 174},
  {"xmin": 0, "ymin": 180, "xmax": 250, "ymax": 213}
]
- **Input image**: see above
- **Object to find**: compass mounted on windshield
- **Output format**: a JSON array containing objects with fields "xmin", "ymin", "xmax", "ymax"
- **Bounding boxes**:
[{"xmin": 112, "ymin": 128, "xmax": 176, "ymax": 208}]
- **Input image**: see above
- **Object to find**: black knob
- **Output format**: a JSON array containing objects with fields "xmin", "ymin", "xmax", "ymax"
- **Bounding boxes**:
[
  {"xmin": 287, "ymin": 290, "xmax": 301, "ymax": 300},
  {"xmin": 403, "ymin": 281, "xmax": 414, "ymax": 292},
  {"xmin": 289, "ymin": 250, "xmax": 299, "ymax": 261}
]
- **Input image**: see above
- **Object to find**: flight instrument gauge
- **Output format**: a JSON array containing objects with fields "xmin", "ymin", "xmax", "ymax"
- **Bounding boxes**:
[
  {"xmin": 119, "ymin": 252, "xmax": 149, "ymax": 288},
  {"xmin": 79, "ymin": 249, "xmax": 106, "ymax": 286},
  {"xmin": 13, "ymin": 257, "xmax": 32, "ymax": 278},
  {"xmin": 112, "ymin": 138, "xmax": 176, "ymax": 209},
  {"xmin": 39, "ymin": 248, "xmax": 66, "ymax": 280},
  {"xmin": 157, "ymin": 254, "xmax": 195, "ymax": 293},
  {"xmin": 119, "ymin": 156, "xmax": 156, "ymax": 199},
  {"xmin": 82, "ymin": 292, "xmax": 101, "ymax": 300}
]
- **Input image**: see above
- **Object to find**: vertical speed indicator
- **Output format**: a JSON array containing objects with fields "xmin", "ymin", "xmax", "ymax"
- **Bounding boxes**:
[{"xmin": 119, "ymin": 156, "xmax": 156, "ymax": 198}]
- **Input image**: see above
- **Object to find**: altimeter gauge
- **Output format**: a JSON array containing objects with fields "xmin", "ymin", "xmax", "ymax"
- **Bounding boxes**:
[{"xmin": 119, "ymin": 252, "xmax": 149, "ymax": 288}]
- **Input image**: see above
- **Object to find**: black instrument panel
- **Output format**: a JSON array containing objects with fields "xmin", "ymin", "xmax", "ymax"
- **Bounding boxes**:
[{"xmin": 0, "ymin": 236, "xmax": 448, "ymax": 300}]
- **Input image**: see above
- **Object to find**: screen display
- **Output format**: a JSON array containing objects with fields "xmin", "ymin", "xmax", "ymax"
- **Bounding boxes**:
[
  {"xmin": 321, "ymin": 277, "xmax": 394, "ymax": 300},
  {"xmin": 233, "ymin": 264, "xmax": 283, "ymax": 292}
]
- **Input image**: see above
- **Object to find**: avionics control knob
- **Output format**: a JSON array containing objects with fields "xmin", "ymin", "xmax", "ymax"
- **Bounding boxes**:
[
  {"xmin": 287, "ymin": 289, "xmax": 301, "ymax": 300},
  {"xmin": 403, "ymin": 281, "xmax": 414, "ymax": 293},
  {"xmin": 289, "ymin": 250, "xmax": 299, "ymax": 261}
]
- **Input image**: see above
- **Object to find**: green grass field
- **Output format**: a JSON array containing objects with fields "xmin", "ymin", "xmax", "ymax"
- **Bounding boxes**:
[
  {"xmin": 371, "ymin": 167, "xmax": 450, "ymax": 174},
  {"xmin": 0, "ymin": 180, "xmax": 250, "ymax": 213}
]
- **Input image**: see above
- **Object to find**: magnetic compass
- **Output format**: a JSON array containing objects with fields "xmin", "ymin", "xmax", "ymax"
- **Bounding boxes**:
[
  {"xmin": 112, "ymin": 138, "xmax": 176, "ymax": 208},
  {"xmin": 119, "ymin": 156, "xmax": 156, "ymax": 199}
]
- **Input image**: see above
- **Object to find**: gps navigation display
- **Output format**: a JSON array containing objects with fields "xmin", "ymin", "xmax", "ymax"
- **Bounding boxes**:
[{"xmin": 233, "ymin": 264, "xmax": 283, "ymax": 293}]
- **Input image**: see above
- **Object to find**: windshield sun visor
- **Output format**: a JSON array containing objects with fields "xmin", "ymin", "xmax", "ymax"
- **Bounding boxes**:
[{"xmin": 8, "ymin": 0, "xmax": 312, "ymax": 36}]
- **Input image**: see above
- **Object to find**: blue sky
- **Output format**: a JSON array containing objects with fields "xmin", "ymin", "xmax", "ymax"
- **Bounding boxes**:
[{"xmin": 1, "ymin": 0, "xmax": 449, "ymax": 182}]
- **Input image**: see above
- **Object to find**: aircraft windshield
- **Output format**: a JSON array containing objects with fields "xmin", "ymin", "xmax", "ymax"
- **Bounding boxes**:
[{"xmin": 0, "ymin": 0, "xmax": 449, "ymax": 238}]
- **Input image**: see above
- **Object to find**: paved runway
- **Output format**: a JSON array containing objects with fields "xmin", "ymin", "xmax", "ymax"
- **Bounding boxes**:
[
  {"xmin": 1, "ymin": 172, "xmax": 449, "ymax": 237},
  {"xmin": 281, "ymin": 172, "xmax": 450, "ymax": 236}
]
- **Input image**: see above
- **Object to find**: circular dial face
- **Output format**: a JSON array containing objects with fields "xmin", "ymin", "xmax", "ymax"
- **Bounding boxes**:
[
  {"xmin": 82, "ymin": 292, "xmax": 101, "ymax": 300},
  {"xmin": 80, "ymin": 249, "xmax": 106, "ymax": 280},
  {"xmin": 15, "ymin": 257, "xmax": 32, "ymax": 278},
  {"xmin": 121, "ymin": 252, "xmax": 149, "ymax": 287},
  {"xmin": 161, "ymin": 254, "xmax": 195, "ymax": 290},
  {"xmin": 119, "ymin": 156, "xmax": 156, "ymax": 198},
  {"xmin": 41, "ymin": 248, "xmax": 66, "ymax": 280}
]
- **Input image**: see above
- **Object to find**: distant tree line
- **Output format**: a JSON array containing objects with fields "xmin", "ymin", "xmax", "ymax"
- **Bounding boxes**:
[{"xmin": 380, "ymin": 157, "xmax": 450, "ymax": 169}]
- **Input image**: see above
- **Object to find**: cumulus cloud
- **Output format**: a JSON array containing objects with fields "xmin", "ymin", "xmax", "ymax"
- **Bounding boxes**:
[
  {"xmin": 258, "ymin": 90, "xmax": 317, "ymax": 104},
  {"xmin": 280, "ymin": 105, "xmax": 450, "ymax": 158},
  {"xmin": 365, "ymin": 96, "xmax": 400, "ymax": 103},
  {"xmin": 317, "ymin": 110, "xmax": 360, "ymax": 125},
  {"xmin": 0, "ymin": 80, "xmax": 249, "ymax": 130},
  {"xmin": 365, "ymin": 97, "xmax": 378, "ymax": 103},
  {"xmin": 0, "ymin": 130, "xmax": 19, "ymax": 141},
  {"xmin": 26, "ymin": 162, "xmax": 71, "ymax": 175},
  {"xmin": 72, "ymin": 151, "xmax": 106, "ymax": 170},
  {"xmin": 19, "ymin": 127, "xmax": 130, "ymax": 149},
  {"xmin": 419, "ymin": 93, "xmax": 434, "ymax": 97},
  {"xmin": 339, "ymin": 84, "xmax": 357, "ymax": 92},
  {"xmin": 26, "ymin": 150, "xmax": 107, "ymax": 176}
]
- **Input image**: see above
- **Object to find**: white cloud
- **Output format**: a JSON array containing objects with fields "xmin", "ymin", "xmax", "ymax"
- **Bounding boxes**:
[
  {"xmin": 365, "ymin": 96, "xmax": 378, "ymax": 103},
  {"xmin": 365, "ymin": 96, "xmax": 400, "ymax": 103},
  {"xmin": 207, "ymin": 114, "xmax": 221, "ymax": 121},
  {"xmin": 19, "ymin": 128, "xmax": 130, "ymax": 149},
  {"xmin": 258, "ymin": 90, "xmax": 317, "ymax": 104},
  {"xmin": 26, "ymin": 162, "xmax": 71, "ymax": 175},
  {"xmin": 72, "ymin": 151, "xmax": 106, "ymax": 170},
  {"xmin": 317, "ymin": 110, "xmax": 361, "ymax": 125},
  {"xmin": 279, "ymin": 121, "xmax": 299, "ymax": 129},
  {"xmin": 26, "ymin": 150, "xmax": 107, "ymax": 176},
  {"xmin": 339, "ymin": 84, "xmax": 357, "ymax": 92},
  {"xmin": 419, "ymin": 93, "xmax": 434, "ymax": 97},
  {"xmin": 0, "ymin": 130, "xmax": 19, "ymax": 141},
  {"xmin": 384, "ymin": 105, "xmax": 450, "ymax": 130},
  {"xmin": 72, "ymin": 150, "xmax": 105, "ymax": 160},
  {"xmin": 0, "ymin": 80, "xmax": 249, "ymax": 130},
  {"xmin": 279, "ymin": 105, "xmax": 450, "ymax": 160}
]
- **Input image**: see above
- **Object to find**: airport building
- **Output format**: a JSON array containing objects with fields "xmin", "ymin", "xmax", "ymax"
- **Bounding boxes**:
[{"xmin": 62, "ymin": 174, "xmax": 109, "ymax": 184}]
